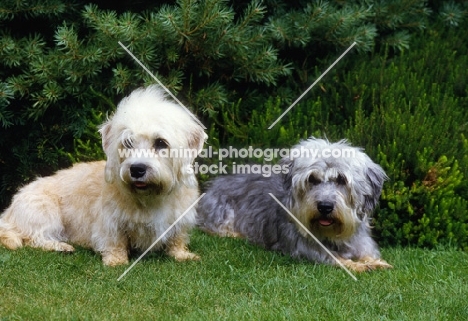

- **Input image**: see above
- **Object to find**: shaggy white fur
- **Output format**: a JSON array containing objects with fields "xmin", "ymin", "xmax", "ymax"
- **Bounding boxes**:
[{"xmin": 0, "ymin": 85, "xmax": 207, "ymax": 266}]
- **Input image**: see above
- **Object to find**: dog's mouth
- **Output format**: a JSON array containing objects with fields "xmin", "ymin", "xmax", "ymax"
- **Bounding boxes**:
[
  {"xmin": 318, "ymin": 218, "xmax": 335, "ymax": 226},
  {"xmin": 311, "ymin": 216, "xmax": 335, "ymax": 227},
  {"xmin": 133, "ymin": 182, "xmax": 148, "ymax": 189},
  {"xmin": 131, "ymin": 182, "xmax": 164, "ymax": 194}
]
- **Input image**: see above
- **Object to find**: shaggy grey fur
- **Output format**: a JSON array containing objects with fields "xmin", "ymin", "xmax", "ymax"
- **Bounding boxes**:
[{"xmin": 197, "ymin": 138, "xmax": 392, "ymax": 270}]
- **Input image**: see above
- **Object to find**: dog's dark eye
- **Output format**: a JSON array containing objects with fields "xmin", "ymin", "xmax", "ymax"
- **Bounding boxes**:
[
  {"xmin": 308, "ymin": 175, "xmax": 320, "ymax": 185},
  {"xmin": 123, "ymin": 138, "xmax": 133, "ymax": 149},
  {"xmin": 336, "ymin": 174, "xmax": 347, "ymax": 185},
  {"xmin": 154, "ymin": 138, "xmax": 168, "ymax": 150}
]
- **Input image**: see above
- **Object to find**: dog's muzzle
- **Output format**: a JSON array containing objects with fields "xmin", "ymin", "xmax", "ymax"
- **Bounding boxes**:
[
  {"xmin": 130, "ymin": 163, "xmax": 148, "ymax": 189},
  {"xmin": 317, "ymin": 201, "xmax": 334, "ymax": 226},
  {"xmin": 128, "ymin": 163, "xmax": 165, "ymax": 194}
]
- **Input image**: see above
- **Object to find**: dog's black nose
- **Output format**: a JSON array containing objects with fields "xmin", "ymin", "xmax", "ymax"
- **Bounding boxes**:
[
  {"xmin": 317, "ymin": 202, "xmax": 334, "ymax": 215},
  {"xmin": 130, "ymin": 164, "xmax": 147, "ymax": 178}
]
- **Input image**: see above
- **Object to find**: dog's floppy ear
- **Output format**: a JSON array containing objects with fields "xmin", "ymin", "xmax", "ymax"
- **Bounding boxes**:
[
  {"xmin": 178, "ymin": 125, "xmax": 207, "ymax": 188},
  {"xmin": 98, "ymin": 120, "xmax": 118, "ymax": 183},
  {"xmin": 362, "ymin": 160, "xmax": 387, "ymax": 214},
  {"xmin": 189, "ymin": 127, "xmax": 208, "ymax": 154},
  {"xmin": 99, "ymin": 121, "xmax": 111, "ymax": 151},
  {"xmin": 279, "ymin": 157, "xmax": 296, "ymax": 208},
  {"xmin": 280, "ymin": 157, "xmax": 294, "ymax": 191}
]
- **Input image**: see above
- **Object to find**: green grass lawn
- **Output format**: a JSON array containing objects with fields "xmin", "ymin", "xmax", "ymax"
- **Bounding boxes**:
[{"xmin": 0, "ymin": 229, "xmax": 467, "ymax": 321}]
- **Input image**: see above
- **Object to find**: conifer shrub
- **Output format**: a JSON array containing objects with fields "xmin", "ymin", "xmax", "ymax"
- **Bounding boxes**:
[{"xmin": 1, "ymin": 0, "xmax": 292, "ymax": 207}]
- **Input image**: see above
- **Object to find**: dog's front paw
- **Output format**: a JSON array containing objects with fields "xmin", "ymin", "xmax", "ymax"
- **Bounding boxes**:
[
  {"xmin": 102, "ymin": 249, "xmax": 129, "ymax": 266},
  {"xmin": 365, "ymin": 258, "xmax": 393, "ymax": 270},
  {"xmin": 338, "ymin": 257, "xmax": 393, "ymax": 272},
  {"xmin": 167, "ymin": 248, "xmax": 200, "ymax": 261},
  {"xmin": 166, "ymin": 244, "xmax": 200, "ymax": 262},
  {"xmin": 166, "ymin": 234, "xmax": 200, "ymax": 261}
]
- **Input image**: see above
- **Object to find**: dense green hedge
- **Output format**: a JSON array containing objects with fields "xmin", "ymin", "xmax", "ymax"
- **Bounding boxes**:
[
  {"xmin": 1, "ymin": 1, "xmax": 467, "ymax": 248},
  {"xmin": 343, "ymin": 33, "xmax": 468, "ymax": 249}
]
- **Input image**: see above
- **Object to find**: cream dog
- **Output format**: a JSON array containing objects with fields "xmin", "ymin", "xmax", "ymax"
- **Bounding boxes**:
[{"xmin": 0, "ymin": 85, "xmax": 206, "ymax": 266}]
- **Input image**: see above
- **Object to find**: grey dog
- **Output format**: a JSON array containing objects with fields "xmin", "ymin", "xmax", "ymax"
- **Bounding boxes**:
[{"xmin": 197, "ymin": 138, "xmax": 392, "ymax": 272}]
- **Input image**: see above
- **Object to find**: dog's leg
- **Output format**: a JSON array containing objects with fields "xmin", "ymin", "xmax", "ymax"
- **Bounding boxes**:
[
  {"xmin": 272, "ymin": 223, "xmax": 392, "ymax": 272},
  {"xmin": 336, "ymin": 223, "xmax": 393, "ymax": 271},
  {"xmin": 0, "ymin": 193, "xmax": 75, "ymax": 252},
  {"xmin": 101, "ymin": 248, "xmax": 129, "ymax": 266},
  {"xmin": 166, "ymin": 233, "xmax": 200, "ymax": 261},
  {"xmin": 93, "ymin": 226, "xmax": 129, "ymax": 266},
  {"xmin": 0, "ymin": 221, "xmax": 24, "ymax": 250},
  {"xmin": 25, "ymin": 239, "xmax": 75, "ymax": 252}
]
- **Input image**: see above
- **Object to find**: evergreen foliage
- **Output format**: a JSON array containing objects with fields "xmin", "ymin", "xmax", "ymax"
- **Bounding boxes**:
[
  {"xmin": 0, "ymin": 0, "xmax": 467, "ymax": 248},
  {"xmin": 343, "ymin": 33, "xmax": 468, "ymax": 249}
]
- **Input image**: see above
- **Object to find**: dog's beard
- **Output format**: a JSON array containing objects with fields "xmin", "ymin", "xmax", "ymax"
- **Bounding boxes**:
[
  {"xmin": 118, "ymin": 159, "xmax": 178, "ymax": 197},
  {"xmin": 292, "ymin": 193, "xmax": 359, "ymax": 241}
]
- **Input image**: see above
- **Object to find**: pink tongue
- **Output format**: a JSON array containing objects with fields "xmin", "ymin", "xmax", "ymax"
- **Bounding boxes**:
[
  {"xmin": 134, "ymin": 182, "xmax": 147, "ymax": 188},
  {"xmin": 319, "ymin": 219, "xmax": 333, "ymax": 226}
]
